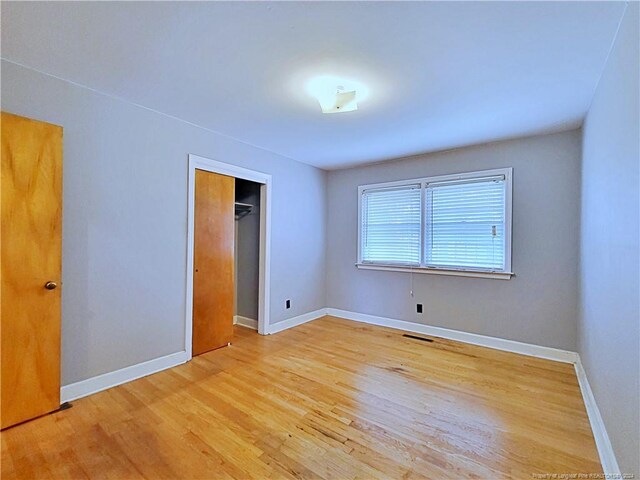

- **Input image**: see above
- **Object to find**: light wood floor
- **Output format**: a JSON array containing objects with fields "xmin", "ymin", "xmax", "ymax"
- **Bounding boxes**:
[{"xmin": 1, "ymin": 316, "xmax": 601, "ymax": 479}]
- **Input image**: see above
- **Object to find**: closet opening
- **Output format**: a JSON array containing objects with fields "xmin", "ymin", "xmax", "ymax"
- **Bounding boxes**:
[{"xmin": 234, "ymin": 178, "xmax": 261, "ymax": 332}]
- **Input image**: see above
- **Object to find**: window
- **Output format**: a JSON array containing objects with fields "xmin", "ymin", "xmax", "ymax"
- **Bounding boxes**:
[{"xmin": 358, "ymin": 168, "xmax": 513, "ymax": 279}]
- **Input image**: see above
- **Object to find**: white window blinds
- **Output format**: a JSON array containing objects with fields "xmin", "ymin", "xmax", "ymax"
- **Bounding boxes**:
[
  {"xmin": 425, "ymin": 177, "xmax": 506, "ymax": 270},
  {"xmin": 361, "ymin": 185, "xmax": 421, "ymax": 265}
]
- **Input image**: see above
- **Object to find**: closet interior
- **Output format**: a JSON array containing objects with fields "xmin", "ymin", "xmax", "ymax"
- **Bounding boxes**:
[{"xmin": 234, "ymin": 178, "xmax": 261, "ymax": 331}]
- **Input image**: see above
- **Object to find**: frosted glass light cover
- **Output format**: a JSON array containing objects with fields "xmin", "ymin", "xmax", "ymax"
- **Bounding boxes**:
[
  {"xmin": 320, "ymin": 90, "xmax": 357, "ymax": 113},
  {"xmin": 305, "ymin": 75, "xmax": 368, "ymax": 114}
]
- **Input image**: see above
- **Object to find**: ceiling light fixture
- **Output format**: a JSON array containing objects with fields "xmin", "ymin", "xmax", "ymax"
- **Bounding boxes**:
[{"xmin": 305, "ymin": 75, "xmax": 369, "ymax": 114}]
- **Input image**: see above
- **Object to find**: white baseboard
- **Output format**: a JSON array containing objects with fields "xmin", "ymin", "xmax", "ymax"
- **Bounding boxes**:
[
  {"xmin": 326, "ymin": 308, "xmax": 578, "ymax": 364},
  {"xmin": 574, "ymin": 357, "xmax": 621, "ymax": 475},
  {"xmin": 233, "ymin": 315, "xmax": 258, "ymax": 330},
  {"xmin": 267, "ymin": 308, "xmax": 327, "ymax": 334},
  {"xmin": 60, "ymin": 351, "xmax": 189, "ymax": 403}
]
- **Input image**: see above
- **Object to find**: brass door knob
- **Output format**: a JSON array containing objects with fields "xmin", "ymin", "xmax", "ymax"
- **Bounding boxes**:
[{"xmin": 44, "ymin": 281, "xmax": 57, "ymax": 290}]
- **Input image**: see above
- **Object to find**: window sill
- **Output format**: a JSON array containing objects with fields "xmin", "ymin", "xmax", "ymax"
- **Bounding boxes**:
[{"xmin": 355, "ymin": 263, "xmax": 514, "ymax": 280}]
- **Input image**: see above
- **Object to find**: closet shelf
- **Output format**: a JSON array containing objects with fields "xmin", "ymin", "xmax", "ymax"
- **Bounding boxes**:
[{"xmin": 235, "ymin": 202, "xmax": 253, "ymax": 220}]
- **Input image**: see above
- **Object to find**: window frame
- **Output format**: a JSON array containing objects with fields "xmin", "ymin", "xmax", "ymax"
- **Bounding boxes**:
[{"xmin": 357, "ymin": 167, "xmax": 513, "ymax": 280}]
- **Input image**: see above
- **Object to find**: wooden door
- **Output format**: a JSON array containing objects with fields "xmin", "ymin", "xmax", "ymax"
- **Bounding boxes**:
[
  {"xmin": 1, "ymin": 112, "xmax": 63, "ymax": 429},
  {"xmin": 192, "ymin": 169, "xmax": 235, "ymax": 356}
]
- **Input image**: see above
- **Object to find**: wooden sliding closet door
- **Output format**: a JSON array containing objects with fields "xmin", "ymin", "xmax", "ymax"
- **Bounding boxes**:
[
  {"xmin": 192, "ymin": 169, "xmax": 235, "ymax": 356},
  {"xmin": 1, "ymin": 112, "xmax": 62, "ymax": 429}
]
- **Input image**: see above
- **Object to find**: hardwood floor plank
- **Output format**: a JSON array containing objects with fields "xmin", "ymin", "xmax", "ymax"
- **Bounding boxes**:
[{"xmin": 1, "ymin": 316, "xmax": 601, "ymax": 479}]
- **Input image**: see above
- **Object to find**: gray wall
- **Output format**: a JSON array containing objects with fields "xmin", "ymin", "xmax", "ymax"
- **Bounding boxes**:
[
  {"xmin": 327, "ymin": 130, "xmax": 582, "ymax": 351},
  {"xmin": 235, "ymin": 179, "xmax": 260, "ymax": 321},
  {"xmin": 579, "ymin": 3, "xmax": 639, "ymax": 476},
  {"xmin": 1, "ymin": 60, "xmax": 327, "ymax": 385}
]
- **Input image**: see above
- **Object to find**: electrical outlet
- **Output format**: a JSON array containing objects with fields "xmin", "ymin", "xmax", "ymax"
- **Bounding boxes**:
[
  {"xmin": 286, "ymin": 299, "xmax": 291, "ymax": 309},
  {"xmin": 416, "ymin": 303, "xmax": 423, "ymax": 314}
]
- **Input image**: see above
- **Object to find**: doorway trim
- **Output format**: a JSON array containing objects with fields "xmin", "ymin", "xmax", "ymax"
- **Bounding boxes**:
[{"xmin": 185, "ymin": 154, "xmax": 272, "ymax": 360}]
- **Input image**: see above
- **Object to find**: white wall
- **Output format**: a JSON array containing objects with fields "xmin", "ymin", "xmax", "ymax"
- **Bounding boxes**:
[
  {"xmin": 1, "ymin": 60, "xmax": 327, "ymax": 386},
  {"xmin": 327, "ymin": 130, "xmax": 582, "ymax": 351},
  {"xmin": 579, "ymin": 3, "xmax": 639, "ymax": 476}
]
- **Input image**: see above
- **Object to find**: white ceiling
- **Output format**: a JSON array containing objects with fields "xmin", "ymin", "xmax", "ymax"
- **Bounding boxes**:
[{"xmin": 1, "ymin": 1, "xmax": 626, "ymax": 170}]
